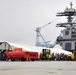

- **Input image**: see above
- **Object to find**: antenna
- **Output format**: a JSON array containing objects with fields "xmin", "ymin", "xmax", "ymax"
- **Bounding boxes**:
[{"xmin": 70, "ymin": 2, "xmax": 73, "ymax": 8}]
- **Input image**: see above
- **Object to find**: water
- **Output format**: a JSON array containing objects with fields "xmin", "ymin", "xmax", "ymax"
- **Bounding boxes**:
[{"xmin": 0, "ymin": 61, "xmax": 76, "ymax": 75}]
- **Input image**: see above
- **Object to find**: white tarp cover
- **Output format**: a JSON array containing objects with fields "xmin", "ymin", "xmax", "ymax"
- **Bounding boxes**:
[{"xmin": 8, "ymin": 42, "xmax": 72, "ymax": 55}]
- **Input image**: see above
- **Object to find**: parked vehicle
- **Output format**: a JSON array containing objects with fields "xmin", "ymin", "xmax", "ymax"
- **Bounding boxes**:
[
  {"xmin": 6, "ymin": 48, "xmax": 38, "ymax": 61},
  {"xmin": 40, "ymin": 49, "xmax": 51, "ymax": 60}
]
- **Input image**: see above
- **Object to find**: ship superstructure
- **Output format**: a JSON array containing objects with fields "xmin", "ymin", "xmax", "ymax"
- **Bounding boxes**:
[{"xmin": 56, "ymin": 2, "xmax": 76, "ymax": 53}]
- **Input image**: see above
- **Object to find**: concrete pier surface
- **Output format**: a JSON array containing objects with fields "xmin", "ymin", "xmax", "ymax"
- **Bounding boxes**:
[{"xmin": 0, "ymin": 61, "xmax": 76, "ymax": 75}]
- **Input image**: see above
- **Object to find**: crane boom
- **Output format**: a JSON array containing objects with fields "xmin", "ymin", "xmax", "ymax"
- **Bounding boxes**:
[
  {"xmin": 41, "ymin": 22, "xmax": 51, "ymax": 29},
  {"xmin": 41, "ymin": 18, "xmax": 58, "ymax": 29}
]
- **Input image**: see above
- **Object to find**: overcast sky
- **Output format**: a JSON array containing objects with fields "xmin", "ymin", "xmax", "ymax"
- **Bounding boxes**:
[{"xmin": 0, "ymin": 0, "xmax": 76, "ymax": 46}]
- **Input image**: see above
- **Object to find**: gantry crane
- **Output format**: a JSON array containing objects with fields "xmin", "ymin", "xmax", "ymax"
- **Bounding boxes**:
[{"xmin": 35, "ymin": 19, "xmax": 58, "ymax": 48}]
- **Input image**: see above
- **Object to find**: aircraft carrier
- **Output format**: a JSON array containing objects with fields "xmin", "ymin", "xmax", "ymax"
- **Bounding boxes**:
[
  {"xmin": 36, "ymin": 2, "xmax": 76, "ymax": 54},
  {"xmin": 56, "ymin": 2, "xmax": 76, "ymax": 53}
]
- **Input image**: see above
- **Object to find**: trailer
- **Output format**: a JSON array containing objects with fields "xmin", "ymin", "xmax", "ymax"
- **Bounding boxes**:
[{"xmin": 6, "ymin": 48, "xmax": 38, "ymax": 61}]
